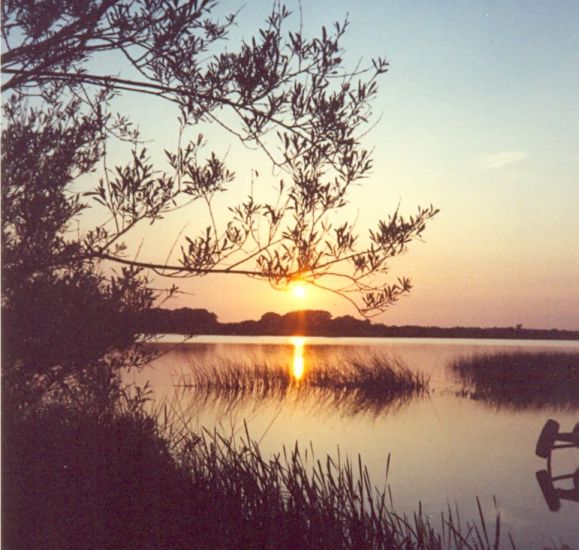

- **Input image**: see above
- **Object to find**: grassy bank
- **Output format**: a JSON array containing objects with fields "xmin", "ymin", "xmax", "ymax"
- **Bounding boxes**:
[
  {"xmin": 4, "ymin": 395, "xmax": 508, "ymax": 550},
  {"xmin": 452, "ymin": 351, "xmax": 579, "ymax": 409}
]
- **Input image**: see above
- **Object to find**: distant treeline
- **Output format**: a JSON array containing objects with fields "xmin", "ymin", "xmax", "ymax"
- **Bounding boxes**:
[{"xmin": 139, "ymin": 308, "xmax": 579, "ymax": 341}]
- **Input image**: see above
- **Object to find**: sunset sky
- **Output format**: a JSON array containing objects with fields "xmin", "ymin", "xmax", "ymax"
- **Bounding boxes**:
[{"xmin": 97, "ymin": 1, "xmax": 579, "ymax": 329}]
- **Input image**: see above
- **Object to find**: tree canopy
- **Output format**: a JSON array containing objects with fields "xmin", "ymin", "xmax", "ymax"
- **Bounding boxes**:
[{"xmin": 1, "ymin": 0, "xmax": 438, "ymax": 394}]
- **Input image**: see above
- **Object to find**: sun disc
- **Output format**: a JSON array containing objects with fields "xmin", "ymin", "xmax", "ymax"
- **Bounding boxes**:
[{"xmin": 292, "ymin": 283, "xmax": 307, "ymax": 299}]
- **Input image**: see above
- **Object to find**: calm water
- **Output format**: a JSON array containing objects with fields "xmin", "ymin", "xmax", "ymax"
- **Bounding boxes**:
[{"xmin": 130, "ymin": 336, "xmax": 579, "ymax": 549}]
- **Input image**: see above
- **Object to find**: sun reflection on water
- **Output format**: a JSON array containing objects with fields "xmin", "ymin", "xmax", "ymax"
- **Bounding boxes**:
[{"xmin": 291, "ymin": 337, "xmax": 306, "ymax": 381}]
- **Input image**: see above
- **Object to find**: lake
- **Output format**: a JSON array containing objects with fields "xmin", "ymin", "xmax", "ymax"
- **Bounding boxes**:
[{"xmin": 130, "ymin": 336, "xmax": 579, "ymax": 549}]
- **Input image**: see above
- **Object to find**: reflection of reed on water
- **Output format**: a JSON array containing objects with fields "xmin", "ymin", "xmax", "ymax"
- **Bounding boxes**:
[
  {"xmin": 451, "ymin": 351, "xmax": 579, "ymax": 410},
  {"xmin": 173, "ymin": 383, "xmax": 421, "ymax": 420},
  {"xmin": 174, "ymin": 353, "xmax": 428, "ymax": 418}
]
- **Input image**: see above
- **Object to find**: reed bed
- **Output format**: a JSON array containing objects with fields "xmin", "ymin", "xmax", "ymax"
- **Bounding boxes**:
[
  {"xmin": 452, "ymin": 351, "xmax": 579, "ymax": 409},
  {"xmin": 175, "ymin": 353, "xmax": 428, "ymax": 418},
  {"xmin": 170, "ymin": 425, "xmax": 509, "ymax": 550}
]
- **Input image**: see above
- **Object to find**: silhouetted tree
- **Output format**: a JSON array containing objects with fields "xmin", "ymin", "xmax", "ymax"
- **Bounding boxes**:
[
  {"xmin": 2, "ymin": 1, "xmax": 438, "ymax": 399},
  {"xmin": 1, "ymin": 90, "xmax": 156, "ymax": 407}
]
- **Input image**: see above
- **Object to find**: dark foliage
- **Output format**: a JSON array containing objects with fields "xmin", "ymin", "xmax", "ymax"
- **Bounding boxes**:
[
  {"xmin": 3, "ymin": 406, "xmax": 196, "ymax": 549},
  {"xmin": 140, "ymin": 307, "xmax": 219, "ymax": 335},
  {"xmin": 1, "ymin": 95, "xmax": 154, "ymax": 406},
  {"xmin": 140, "ymin": 307, "xmax": 579, "ymax": 340}
]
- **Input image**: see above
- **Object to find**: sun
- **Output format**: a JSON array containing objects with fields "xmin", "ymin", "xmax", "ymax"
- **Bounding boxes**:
[{"xmin": 292, "ymin": 283, "xmax": 307, "ymax": 299}]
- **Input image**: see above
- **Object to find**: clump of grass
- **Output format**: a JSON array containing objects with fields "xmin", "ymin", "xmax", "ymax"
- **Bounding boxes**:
[
  {"xmin": 180, "ymin": 356, "xmax": 292, "ymax": 393},
  {"xmin": 309, "ymin": 354, "xmax": 428, "ymax": 395},
  {"xmin": 452, "ymin": 351, "xmax": 579, "ymax": 409},
  {"xmin": 176, "ymin": 353, "xmax": 428, "ymax": 418}
]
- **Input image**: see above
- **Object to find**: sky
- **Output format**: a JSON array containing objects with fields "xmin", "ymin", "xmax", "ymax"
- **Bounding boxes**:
[{"xmin": 93, "ymin": 1, "xmax": 579, "ymax": 329}]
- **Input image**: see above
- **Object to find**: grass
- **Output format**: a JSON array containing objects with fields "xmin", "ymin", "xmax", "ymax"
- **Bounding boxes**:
[
  {"xmin": 175, "ymin": 353, "xmax": 429, "ymax": 418},
  {"xmin": 3, "ymin": 398, "xmax": 510, "ymax": 550},
  {"xmin": 451, "ymin": 351, "xmax": 579, "ymax": 409},
  {"xmin": 308, "ymin": 354, "xmax": 428, "ymax": 395}
]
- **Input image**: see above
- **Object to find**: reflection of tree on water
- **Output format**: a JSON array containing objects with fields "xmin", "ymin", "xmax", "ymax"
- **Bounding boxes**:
[
  {"xmin": 172, "ymin": 342, "xmax": 428, "ymax": 419},
  {"xmin": 535, "ymin": 419, "xmax": 579, "ymax": 511},
  {"xmin": 450, "ymin": 352, "xmax": 579, "ymax": 410}
]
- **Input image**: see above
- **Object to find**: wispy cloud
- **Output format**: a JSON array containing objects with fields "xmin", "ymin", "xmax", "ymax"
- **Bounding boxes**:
[{"xmin": 483, "ymin": 151, "xmax": 527, "ymax": 169}]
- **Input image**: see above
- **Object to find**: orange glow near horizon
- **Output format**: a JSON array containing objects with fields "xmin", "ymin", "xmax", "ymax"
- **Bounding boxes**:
[{"xmin": 291, "ymin": 336, "xmax": 305, "ymax": 381}]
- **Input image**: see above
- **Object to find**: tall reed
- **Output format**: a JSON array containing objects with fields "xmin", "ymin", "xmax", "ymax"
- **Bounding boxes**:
[{"xmin": 165, "ymin": 421, "xmax": 509, "ymax": 549}]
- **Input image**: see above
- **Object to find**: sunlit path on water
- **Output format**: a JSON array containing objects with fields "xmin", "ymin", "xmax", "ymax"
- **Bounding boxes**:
[{"xmin": 291, "ymin": 336, "xmax": 305, "ymax": 381}]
